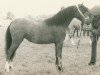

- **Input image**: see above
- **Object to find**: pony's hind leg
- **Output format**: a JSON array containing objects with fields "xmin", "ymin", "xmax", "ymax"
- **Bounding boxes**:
[
  {"xmin": 73, "ymin": 29, "xmax": 76, "ymax": 37},
  {"xmin": 5, "ymin": 37, "xmax": 23, "ymax": 72}
]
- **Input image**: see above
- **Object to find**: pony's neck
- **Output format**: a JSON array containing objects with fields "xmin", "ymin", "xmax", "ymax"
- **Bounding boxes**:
[{"xmin": 45, "ymin": 6, "xmax": 75, "ymax": 26}]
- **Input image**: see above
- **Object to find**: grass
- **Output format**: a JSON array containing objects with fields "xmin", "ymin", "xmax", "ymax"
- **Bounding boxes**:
[{"xmin": 0, "ymin": 27, "xmax": 100, "ymax": 75}]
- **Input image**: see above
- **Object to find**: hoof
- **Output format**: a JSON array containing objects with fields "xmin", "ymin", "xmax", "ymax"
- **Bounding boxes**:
[
  {"xmin": 5, "ymin": 66, "xmax": 10, "ymax": 72},
  {"xmin": 5, "ymin": 65, "xmax": 14, "ymax": 72},
  {"xmin": 88, "ymin": 62, "xmax": 96, "ymax": 65},
  {"xmin": 5, "ymin": 61, "xmax": 14, "ymax": 72},
  {"xmin": 56, "ymin": 65, "xmax": 63, "ymax": 72}
]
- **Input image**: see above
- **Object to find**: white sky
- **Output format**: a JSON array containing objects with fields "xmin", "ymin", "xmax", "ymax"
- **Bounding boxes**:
[{"xmin": 0, "ymin": 0, "xmax": 100, "ymax": 18}]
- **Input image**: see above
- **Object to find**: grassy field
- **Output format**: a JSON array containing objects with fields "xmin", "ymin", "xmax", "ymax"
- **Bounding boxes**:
[{"xmin": 0, "ymin": 27, "xmax": 100, "ymax": 75}]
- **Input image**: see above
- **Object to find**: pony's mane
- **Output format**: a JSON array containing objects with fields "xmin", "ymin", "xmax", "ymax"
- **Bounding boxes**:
[{"xmin": 45, "ymin": 5, "xmax": 76, "ymax": 25}]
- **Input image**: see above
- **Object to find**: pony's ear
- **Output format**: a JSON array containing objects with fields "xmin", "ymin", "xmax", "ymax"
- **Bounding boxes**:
[
  {"xmin": 61, "ymin": 6, "xmax": 65, "ymax": 10},
  {"xmin": 78, "ymin": 3, "xmax": 84, "ymax": 7},
  {"xmin": 81, "ymin": 3, "xmax": 84, "ymax": 6}
]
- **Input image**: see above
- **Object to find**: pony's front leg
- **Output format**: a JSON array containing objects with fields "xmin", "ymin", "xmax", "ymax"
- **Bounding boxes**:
[
  {"xmin": 89, "ymin": 34, "xmax": 98, "ymax": 65},
  {"xmin": 55, "ymin": 42, "xmax": 63, "ymax": 71}
]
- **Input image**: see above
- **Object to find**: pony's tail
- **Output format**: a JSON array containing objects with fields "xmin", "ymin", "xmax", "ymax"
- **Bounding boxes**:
[{"xmin": 5, "ymin": 25, "xmax": 12, "ymax": 55}]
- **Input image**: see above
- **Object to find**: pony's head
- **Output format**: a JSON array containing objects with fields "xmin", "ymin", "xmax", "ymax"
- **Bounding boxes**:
[
  {"xmin": 74, "ymin": 3, "xmax": 91, "ymax": 25},
  {"xmin": 78, "ymin": 3, "xmax": 88, "ymax": 14}
]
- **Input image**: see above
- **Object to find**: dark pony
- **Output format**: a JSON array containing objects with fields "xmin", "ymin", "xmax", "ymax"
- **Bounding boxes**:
[{"xmin": 5, "ymin": 4, "xmax": 90, "ymax": 72}]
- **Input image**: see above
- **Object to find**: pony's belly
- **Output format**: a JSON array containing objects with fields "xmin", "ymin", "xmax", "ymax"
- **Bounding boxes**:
[
  {"xmin": 30, "ymin": 34, "xmax": 55, "ymax": 44},
  {"xmin": 26, "ymin": 30, "xmax": 66, "ymax": 44},
  {"xmin": 31, "ymin": 39, "xmax": 54, "ymax": 44},
  {"xmin": 29, "ymin": 32, "xmax": 66, "ymax": 44}
]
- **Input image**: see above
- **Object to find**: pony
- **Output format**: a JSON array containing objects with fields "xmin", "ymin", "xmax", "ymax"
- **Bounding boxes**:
[
  {"xmin": 64, "ymin": 18, "xmax": 91, "ymax": 46},
  {"xmin": 5, "ymin": 4, "xmax": 90, "ymax": 72},
  {"xmin": 73, "ymin": 24, "xmax": 91, "ymax": 37},
  {"xmin": 72, "ymin": 12, "xmax": 92, "ymax": 37}
]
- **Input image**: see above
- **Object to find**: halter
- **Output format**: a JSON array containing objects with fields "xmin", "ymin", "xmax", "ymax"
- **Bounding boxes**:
[
  {"xmin": 76, "ymin": 5, "xmax": 89, "ymax": 49},
  {"xmin": 76, "ymin": 5, "xmax": 89, "ymax": 20}
]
